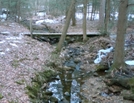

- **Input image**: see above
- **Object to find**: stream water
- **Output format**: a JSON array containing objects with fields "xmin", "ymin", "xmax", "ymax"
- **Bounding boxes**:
[{"xmin": 47, "ymin": 47, "xmax": 90, "ymax": 103}]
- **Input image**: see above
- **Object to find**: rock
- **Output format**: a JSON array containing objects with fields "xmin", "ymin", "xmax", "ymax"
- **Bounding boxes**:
[
  {"xmin": 63, "ymin": 66, "xmax": 74, "ymax": 71},
  {"xmin": 100, "ymin": 92, "xmax": 109, "ymax": 97},
  {"xmin": 50, "ymin": 96, "xmax": 58, "ymax": 102},
  {"xmin": 93, "ymin": 72, "xmax": 99, "ymax": 77},
  {"xmin": 80, "ymin": 65, "xmax": 85, "ymax": 69},
  {"xmin": 45, "ymin": 91, "xmax": 53, "ymax": 96},
  {"xmin": 64, "ymin": 92, "xmax": 70, "ymax": 97},
  {"xmin": 121, "ymin": 90, "xmax": 134, "ymax": 101},
  {"xmin": 62, "ymin": 98, "xmax": 69, "ymax": 103},
  {"xmin": 74, "ymin": 57, "xmax": 81, "ymax": 63},
  {"xmin": 108, "ymin": 85, "xmax": 122, "ymax": 93},
  {"xmin": 95, "ymin": 64, "xmax": 109, "ymax": 72},
  {"xmin": 64, "ymin": 54, "xmax": 70, "ymax": 60}
]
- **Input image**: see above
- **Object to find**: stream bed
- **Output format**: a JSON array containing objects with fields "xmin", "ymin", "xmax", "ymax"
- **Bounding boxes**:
[{"xmin": 46, "ymin": 47, "xmax": 92, "ymax": 103}]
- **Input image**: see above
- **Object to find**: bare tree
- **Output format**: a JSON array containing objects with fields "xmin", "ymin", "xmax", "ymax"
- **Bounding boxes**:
[
  {"xmin": 71, "ymin": 5, "xmax": 76, "ymax": 26},
  {"xmin": 56, "ymin": 0, "xmax": 76, "ymax": 52},
  {"xmin": 99, "ymin": 0, "xmax": 106, "ymax": 29},
  {"xmin": 105, "ymin": 0, "xmax": 110, "ymax": 33},
  {"xmin": 112, "ymin": 0, "xmax": 128, "ymax": 70},
  {"xmin": 83, "ymin": 0, "xmax": 88, "ymax": 41}
]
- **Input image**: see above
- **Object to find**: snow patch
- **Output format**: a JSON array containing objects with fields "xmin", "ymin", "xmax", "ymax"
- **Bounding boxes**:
[
  {"xmin": 6, "ymin": 48, "xmax": 10, "ymax": 52},
  {"xmin": 1, "ymin": 31, "xmax": 10, "ymax": 35},
  {"xmin": 37, "ymin": 12, "xmax": 46, "ymax": 17},
  {"xmin": 35, "ymin": 20, "xmax": 45, "ymax": 25},
  {"xmin": 6, "ymin": 36, "xmax": 22, "ymax": 40},
  {"xmin": 94, "ymin": 47, "xmax": 113, "ymax": 64},
  {"xmin": 0, "ymin": 14, "xmax": 7, "ymax": 20},
  {"xmin": 0, "ymin": 40, "xmax": 5, "ymax": 44},
  {"xmin": 125, "ymin": 60, "xmax": 134, "ymax": 65},
  {"xmin": 0, "ymin": 52, "xmax": 5, "ymax": 55},
  {"xmin": 35, "ymin": 19, "xmax": 59, "ymax": 25},
  {"xmin": 10, "ymin": 43, "xmax": 18, "ymax": 47}
]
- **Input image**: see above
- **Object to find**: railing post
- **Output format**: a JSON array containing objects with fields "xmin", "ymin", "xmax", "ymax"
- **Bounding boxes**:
[{"xmin": 30, "ymin": 18, "xmax": 33, "ymax": 38}]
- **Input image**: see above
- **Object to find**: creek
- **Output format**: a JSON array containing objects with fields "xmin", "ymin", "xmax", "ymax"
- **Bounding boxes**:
[{"xmin": 46, "ymin": 47, "xmax": 92, "ymax": 103}]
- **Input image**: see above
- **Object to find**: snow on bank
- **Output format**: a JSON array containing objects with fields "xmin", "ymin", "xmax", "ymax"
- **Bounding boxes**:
[
  {"xmin": 125, "ymin": 60, "xmax": 134, "ymax": 65},
  {"xmin": 75, "ymin": 13, "xmax": 99, "ymax": 20},
  {"xmin": 94, "ymin": 47, "xmax": 113, "ymax": 64},
  {"xmin": 94, "ymin": 47, "xmax": 134, "ymax": 66},
  {"xmin": 35, "ymin": 19, "xmax": 59, "ymax": 25}
]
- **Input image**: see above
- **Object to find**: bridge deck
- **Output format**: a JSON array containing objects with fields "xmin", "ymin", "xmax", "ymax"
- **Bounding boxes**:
[{"xmin": 23, "ymin": 32, "xmax": 101, "ymax": 36}]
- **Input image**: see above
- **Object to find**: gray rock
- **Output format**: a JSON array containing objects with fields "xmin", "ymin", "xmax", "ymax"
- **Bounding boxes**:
[
  {"xmin": 74, "ymin": 57, "xmax": 81, "ymax": 63},
  {"xmin": 64, "ymin": 92, "xmax": 70, "ymax": 97}
]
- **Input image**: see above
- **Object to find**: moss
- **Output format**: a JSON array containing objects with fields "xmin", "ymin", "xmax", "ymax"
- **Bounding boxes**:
[
  {"xmin": 128, "ymin": 77, "xmax": 134, "ymax": 93},
  {"xmin": 0, "ymin": 93, "xmax": 3, "ymax": 99},
  {"xmin": 26, "ymin": 70, "xmax": 56, "ymax": 102},
  {"xmin": 11, "ymin": 60, "xmax": 20, "ymax": 68},
  {"xmin": 96, "ymin": 64, "xmax": 108, "ymax": 71},
  {"xmin": 15, "ymin": 79, "xmax": 25, "ymax": 85}
]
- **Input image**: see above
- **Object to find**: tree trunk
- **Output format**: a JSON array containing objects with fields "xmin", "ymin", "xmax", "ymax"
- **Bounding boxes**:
[
  {"xmin": 90, "ymin": 2, "xmax": 94, "ymax": 21},
  {"xmin": 105, "ymin": 0, "xmax": 110, "ymax": 33},
  {"xmin": 71, "ymin": 6, "xmax": 76, "ymax": 26},
  {"xmin": 83, "ymin": 0, "xmax": 88, "ymax": 42},
  {"xmin": 99, "ymin": 0, "xmax": 106, "ymax": 29},
  {"xmin": 56, "ymin": 0, "xmax": 76, "ymax": 52},
  {"xmin": 112, "ymin": 0, "xmax": 128, "ymax": 69},
  {"xmin": 17, "ymin": 0, "xmax": 21, "ymax": 23}
]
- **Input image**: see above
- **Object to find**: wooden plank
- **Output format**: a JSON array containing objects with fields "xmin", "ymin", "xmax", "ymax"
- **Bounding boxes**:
[{"xmin": 23, "ymin": 32, "xmax": 101, "ymax": 36}]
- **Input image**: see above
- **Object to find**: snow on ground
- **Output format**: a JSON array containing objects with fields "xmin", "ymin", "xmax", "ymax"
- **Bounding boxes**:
[
  {"xmin": 35, "ymin": 12, "xmax": 100, "ymax": 25},
  {"xmin": 125, "ymin": 60, "xmax": 134, "ymax": 65},
  {"xmin": 75, "ymin": 12, "xmax": 99, "ymax": 20},
  {"xmin": 94, "ymin": 47, "xmax": 134, "ymax": 66},
  {"xmin": 94, "ymin": 47, "xmax": 113, "ymax": 64},
  {"xmin": 35, "ymin": 19, "xmax": 59, "ymax": 25}
]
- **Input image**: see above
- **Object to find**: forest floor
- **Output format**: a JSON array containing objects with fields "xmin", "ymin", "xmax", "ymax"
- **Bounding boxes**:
[{"xmin": 0, "ymin": 20, "xmax": 134, "ymax": 103}]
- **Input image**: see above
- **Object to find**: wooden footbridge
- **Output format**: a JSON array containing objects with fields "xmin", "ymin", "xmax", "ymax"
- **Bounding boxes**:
[
  {"xmin": 22, "ymin": 32, "xmax": 101, "ymax": 44},
  {"xmin": 23, "ymin": 32, "xmax": 101, "ymax": 37}
]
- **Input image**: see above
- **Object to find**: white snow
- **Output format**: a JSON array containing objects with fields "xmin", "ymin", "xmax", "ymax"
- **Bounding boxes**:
[
  {"xmin": 0, "ymin": 40, "xmax": 5, "ymax": 44},
  {"xmin": 6, "ymin": 36, "xmax": 22, "ymax": 40},
  {"xmin": 37, "ymin": 12, "xmax": 46, "ymax": 17},
  {"xmin": 35, "ymin": 20, "xmax": 45, "ymax": 25},
  {"xmin": 94, "ymin": 47, "xmax": 113, "ymax": 64},
  {"xmin": 75, "ymin": 12, "xmax": 99, "ymax": 20},
  {"xmin": 10, "ymin": 43, "xmax": 18, "ymax": 47},
  {"xmin": 77, "ymin": 4, "xmax": 84, "ymax": 7},
  {"xmin": 35, "ymin": 19, "xmax": 59, "ymax": 25},
  {"xmin": 1, "ymin": 31, "xmax": 10, "ymax": 35},
  {"xmin": 0, "ymin": 52, "xmax": 5, "ymax": 55},
  {"xmin": 0, "ymin": 14, "xmax": 7, "ymax": 20},
  {"xmin": 125, "ymin": 60, "xmax": 134, "ymax": 65},
  {"xmin": 94, "ymin": 47, "xmax": 134, "ymax": 66},
  {"xmin": 5, "ymin": 48, "xmax": 10, "ymax": 52}
]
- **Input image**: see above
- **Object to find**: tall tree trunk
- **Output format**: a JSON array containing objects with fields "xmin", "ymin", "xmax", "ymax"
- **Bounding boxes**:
[
  {"xmin": 83, "ymin": 0, "xmax": 88, "ymax": 42},
  {"xmin": 105, "ymin": 0, "xmax": 110, "ymax": 33},
  {"xmin": 17, "ymin": 0, "xmax": 21, "ymax": 23},
  {"xmin": 56, "ymin": 0, "xmax": 76, "ymax": 52},
  {"xmin": 112, "ymin": 0, "xmax": 128, "ymax": 69},
  {"xmin": 71, "ymin": 5, "xmax": 76, "ymax": 26},
  {"xmin": 99, "ymin": 0, "xmax": 106, "ymax": 29},
  {"xmin": 90, "ymin": 2, "xmax": 94, "ymax": 21}
]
